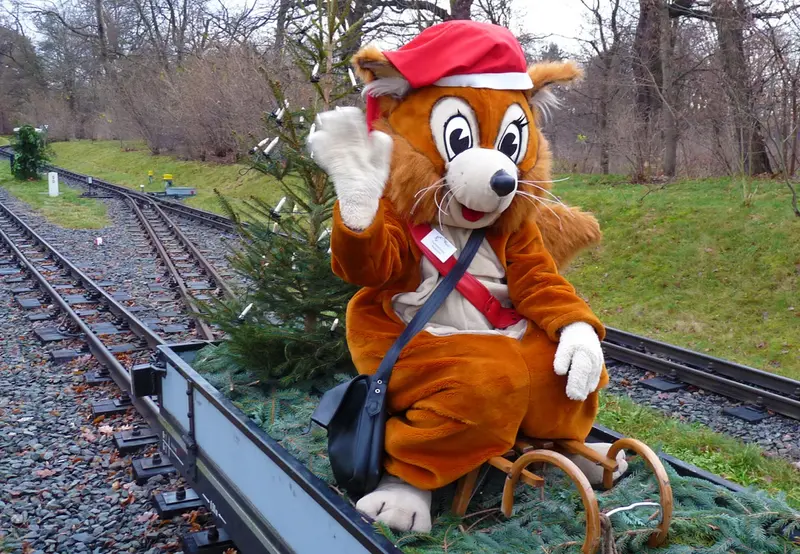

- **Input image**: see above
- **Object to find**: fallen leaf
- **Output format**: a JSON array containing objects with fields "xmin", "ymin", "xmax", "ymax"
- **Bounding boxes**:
[
  {"xmin": 92, "ymin": 415, "xmax": 106, "ymax": 425},
  {"xmin": 35, "ymin": 469, "xmax": 55, "ymax": 478},
  {"xmin": 98, "ymin": 425, "xmax": 114, "ymax": 435},
  {"xmin": 135, "ymin": 511, "xmax": 155, "ymax": 524}
]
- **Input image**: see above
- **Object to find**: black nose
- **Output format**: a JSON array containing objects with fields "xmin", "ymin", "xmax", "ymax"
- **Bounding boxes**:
[{"xmin": 490, "ymin": 169, "xmax": 516, "ymax": 197}]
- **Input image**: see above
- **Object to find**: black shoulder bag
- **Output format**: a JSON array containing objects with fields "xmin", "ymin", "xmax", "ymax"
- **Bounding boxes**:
[{"xmin": 311, "ymin": 228, "xmax": 486, "ymax": 498}]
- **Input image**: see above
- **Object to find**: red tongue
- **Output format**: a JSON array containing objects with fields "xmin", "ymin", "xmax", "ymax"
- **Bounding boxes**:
[{"xmin": 461, "ymin": 206, "xmax": 485, "ymax": 222}]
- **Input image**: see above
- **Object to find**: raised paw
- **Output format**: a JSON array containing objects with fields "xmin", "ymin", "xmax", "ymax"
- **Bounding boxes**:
[
  {"xmin": 568, "ymin": 442, "xmax": 628, "ymax": 486},
  {"xmin": 355, "ymin": 475, "xmax": 432, "ymax": 533},
  {"xmin": 307, "ymin": 107, "xmax": 393, "ymax": 230}
]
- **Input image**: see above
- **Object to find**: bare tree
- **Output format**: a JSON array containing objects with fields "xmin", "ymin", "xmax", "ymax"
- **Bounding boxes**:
[{"xmin": 580, "ymin": 0, "xmax": 625, "ymax": 175}]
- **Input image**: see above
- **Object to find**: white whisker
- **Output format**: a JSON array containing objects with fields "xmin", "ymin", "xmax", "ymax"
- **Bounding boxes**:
[
  {"xmin": 443, "ymin": 183, "xmax": 466, "ymax": 215},
  {"xmin": 515, "ymin": 190, "xmax": 564, "ymax": 229},
  {"xmin": 519, "ymin": 176, "xmax": 571, "ymax": 184},
  {"xmin": 415, "ymin": 178, "xmax": 446, "ymax": 198},
  {"xmin": 410, "ymin": 179, "xmax": 445, "ymax": 214},
  {"xmin": 516, "ymin": 190, "xmax": 572, "ymax": 211},
  {"xmin": 517, "ymin": 181, "xmax": 568, "ymax": 206}
]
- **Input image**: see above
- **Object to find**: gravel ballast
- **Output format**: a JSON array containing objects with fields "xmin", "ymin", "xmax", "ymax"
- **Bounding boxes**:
[
  {"xmin": 606, "ymin": 361, "xmax": 800, "ymax": 464},
  {"xmin": 0, "ymin": 269, "xmax": 197, "ymax": 553}
]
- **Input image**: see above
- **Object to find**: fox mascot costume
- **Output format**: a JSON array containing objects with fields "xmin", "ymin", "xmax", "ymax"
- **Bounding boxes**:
[{"xmin": 308, "ymin": 21, "xmax": 627, "ymax": 533}]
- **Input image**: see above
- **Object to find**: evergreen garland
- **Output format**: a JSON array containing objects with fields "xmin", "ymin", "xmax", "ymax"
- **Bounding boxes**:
[{"xmin": 194, "ymin": 343, "xmax": 800, "ymax": 554}]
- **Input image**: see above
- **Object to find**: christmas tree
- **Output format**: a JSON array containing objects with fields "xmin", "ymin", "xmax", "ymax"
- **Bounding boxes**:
[
  {"xmin": 11, "ymin": 124, "xmax": 53, "ymax": 180},
  {"xmin": 201, "ymin": 0, "xmax": 364, "ymax": 386}
]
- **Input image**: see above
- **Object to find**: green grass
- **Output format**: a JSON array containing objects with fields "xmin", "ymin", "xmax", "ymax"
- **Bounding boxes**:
[
  {"xmin": 0, "ymin": 166, "xmax": 110, "ymax": 229},
  {"xmin": 0, "ymin": 136, "xmax": 9, "ymax": 146},
  {"xmin": 598, "ymin": 393, "xmax": 800, "ymax": 508},
  {"xmin": 49, "ymin": 139, "xmax": 282, "ymax": 214},
  {"xmin": 557, "ymin": 175, "xmax": 800, "ymax": 380}
]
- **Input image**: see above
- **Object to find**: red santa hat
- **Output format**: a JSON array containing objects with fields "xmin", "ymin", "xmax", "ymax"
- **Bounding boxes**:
[{"xmin": 364, "ymin": 20, "xmax": 533, "ymax": 130}]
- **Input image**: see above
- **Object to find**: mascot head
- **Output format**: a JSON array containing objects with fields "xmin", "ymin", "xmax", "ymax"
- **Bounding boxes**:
[{"xmin": 353, "ymin": 20, "xmax": 585, "ymax": 239}]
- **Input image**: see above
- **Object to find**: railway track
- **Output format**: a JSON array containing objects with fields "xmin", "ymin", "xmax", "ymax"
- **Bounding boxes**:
[
  {"xmin": 603, "ymin": 327, "xmax": 800, "ymax": 421},
  {"xmin": 0, "ymin": 198, "xmax": 169, "ymax": 413},
  {"xmin": 5, "ymin": 146, "xmax": 799, "ymax": 421}
]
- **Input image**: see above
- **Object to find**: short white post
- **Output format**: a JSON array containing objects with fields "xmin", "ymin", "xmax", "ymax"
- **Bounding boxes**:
[{"xmin": 48, "ymin": 172, "xmax": 59, "ymax": 197}]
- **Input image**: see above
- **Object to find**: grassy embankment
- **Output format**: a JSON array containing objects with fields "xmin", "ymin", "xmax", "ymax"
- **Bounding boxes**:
[
  {"xmin": 47, "ymin": 139, "xmax": 800, "ymax": 503},
  {"xmin": 556, "ymin": 174, "xmax": 799, "ymax": 381},
  {"xmin": 0, "ymin": 165, "xmax": 109, "ymax": 229}
]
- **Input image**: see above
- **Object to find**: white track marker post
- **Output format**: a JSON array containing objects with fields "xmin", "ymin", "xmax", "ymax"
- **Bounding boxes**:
[{"xmin": 48, "ymin": 172, "xmax": 59, "ymax": 197}]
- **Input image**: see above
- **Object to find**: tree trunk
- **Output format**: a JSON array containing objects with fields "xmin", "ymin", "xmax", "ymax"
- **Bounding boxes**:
[
  {"xmin": 449, "ymin": 0, "xmax": 473, "ymax": 19},
  {"xmin": 341, "ymin": 0, "xmax": 367, "ymax": 60},
  {"xmin": 634, "ymin": 0, "xmax": 662, "ymax": 122},
  {"xmin": 713, "ymin": 0, "xmax": 772, "ymax": 175},
  {"xmin": 599, "ymin": 62, "xmax": 610, "ymax": 175},
  {"xmin": 274, "ymin": 0, "xmax": 291, "ymax": 52},
  {"xmin": 93, "ymin": 0, "xmax": 110, "ymax": 73},
  {"xmin": 660, "ymin": 0, "xmax": 677, "ymax": 176}
]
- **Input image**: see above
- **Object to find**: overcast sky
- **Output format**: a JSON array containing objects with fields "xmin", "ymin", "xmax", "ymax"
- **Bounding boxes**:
[{"xmin": 512, "ymin": 0, "xmax": 588, "ymax": 54}]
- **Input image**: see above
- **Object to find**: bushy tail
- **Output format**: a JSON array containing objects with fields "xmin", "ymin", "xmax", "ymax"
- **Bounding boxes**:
[{"xmin": 534, "ymin": 204, "xmax": 602, "ymax": 270}]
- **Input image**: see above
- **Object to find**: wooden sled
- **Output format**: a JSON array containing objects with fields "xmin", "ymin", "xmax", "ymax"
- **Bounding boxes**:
[{"xmin": 452, "ymin": 436, "xmax": 674, "ymax": 554}]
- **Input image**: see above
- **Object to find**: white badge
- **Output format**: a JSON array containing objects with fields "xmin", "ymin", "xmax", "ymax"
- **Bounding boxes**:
[{"xmin": 421, "ymin": 228, "xmax": 457, "ymax": 262}]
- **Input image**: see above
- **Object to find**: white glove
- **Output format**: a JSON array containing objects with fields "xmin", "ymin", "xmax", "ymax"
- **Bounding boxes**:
[
  {"xmin": 307, "ymin": 107, "xmax": 393, "ymax": 230},
  {"xmin": 554, "ymin": 321, "xmax": 604, "ymax": 401}
]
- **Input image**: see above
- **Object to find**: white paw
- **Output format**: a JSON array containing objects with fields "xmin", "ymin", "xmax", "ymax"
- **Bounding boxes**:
[
  {"xmin": 355, "ymin": 475, "xmax": 432, "ymax": 532},
  {"xmin": 554, "ymin": 321, "xmax": 604, "ymax": 401},
  {"xmin": 307, "ymin": 107, "xmax": 393, "ymax": 230},
  {"xmin": 569, "ymin": 443, "xmax": 628, "ymax": 486}
]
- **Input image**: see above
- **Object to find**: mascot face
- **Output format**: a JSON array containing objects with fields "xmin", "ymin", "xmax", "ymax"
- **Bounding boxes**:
[
  {"xmin": 355, "ymin": 44, "xmax": 581, "ymax": 235},
  {"xmin": 388, "ymin": 87, "xmax": 538, "ymax": 229}
]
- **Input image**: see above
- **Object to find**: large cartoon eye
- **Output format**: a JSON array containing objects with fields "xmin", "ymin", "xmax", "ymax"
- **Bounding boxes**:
[
  {"xmin": 495, "ymin": 104, "xmax": 529, "ymax": 164},
  {"xmin": 444, "ymin": 115, "xmax": 473, "ymax": 160},
  {"xmin": 431, "ymin": 97, "xmax": 479, "ymax": 163}
]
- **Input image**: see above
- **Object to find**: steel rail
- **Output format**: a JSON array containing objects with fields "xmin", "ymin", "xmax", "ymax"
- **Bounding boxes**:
[
  {"xmin": 147, "ymin": 201, "xmax": 235, "ymax": 299},
  {"xmin": 0, "ymin": 206, "xmax": 162, "ymax": 429},
  {"xmin": 605, "ymin": 327, "xmax": 800, "ymax": 398},
  {"xmin": 602, "ymin": 341, "xmax": 800, "ymax": 420},
  {"xmin": 48, "ymin": 166, "xmax": 235, "ymax": 299},
  {"xmin": 129, "ymin": 199, "xmax": 216, "ymax": 341},
  {"xmin": 0, "ymin": 149, "xmax": 234, "ymax": 301},
  {"xmin": 0, "ymin": 201, "xmax": 165, "ymax": 349}
]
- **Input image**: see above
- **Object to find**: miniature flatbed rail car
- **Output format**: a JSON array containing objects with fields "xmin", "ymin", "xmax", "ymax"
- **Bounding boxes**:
[
  {"xmin": 145, "ymin": 342, "xmax": 747, "ymax": 554},
  {"xmin": 147, "ymin": 173, "xmax": 197, "ymax": 199}
]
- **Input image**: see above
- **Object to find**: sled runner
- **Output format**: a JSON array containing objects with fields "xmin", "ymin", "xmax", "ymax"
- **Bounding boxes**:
[{"xmin": 451, "ymin": 436, "xmax": 674, "ymax": 554}]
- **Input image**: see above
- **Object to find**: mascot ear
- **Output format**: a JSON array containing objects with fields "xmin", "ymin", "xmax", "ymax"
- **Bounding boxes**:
[
  {"xmin": 526, "ymin": 61, "xmax": 583, "ymax": 124},
  {"xmin": 352, "ymin": 44, "xmax": 410, "ymax": 99}
]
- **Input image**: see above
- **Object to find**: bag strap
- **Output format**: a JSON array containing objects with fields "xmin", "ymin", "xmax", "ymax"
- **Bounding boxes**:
[
  {"xmin": 409, "ymin": 223, "xmax": 522, "ymax": 329},
  {"xmin": 364, "ymin": 227, "xmax": 486, "ymax": 416}
]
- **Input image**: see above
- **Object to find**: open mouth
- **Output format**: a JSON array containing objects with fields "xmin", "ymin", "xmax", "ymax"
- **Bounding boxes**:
[{"xmin": 461, "ymin": 206, "xmax": 486, "ymax": 222}]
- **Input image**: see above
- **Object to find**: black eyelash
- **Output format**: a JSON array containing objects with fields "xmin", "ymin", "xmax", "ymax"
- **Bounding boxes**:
[{"xmin": 513, "ymin": 115, "xmax": 529, "ymax": 128}]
